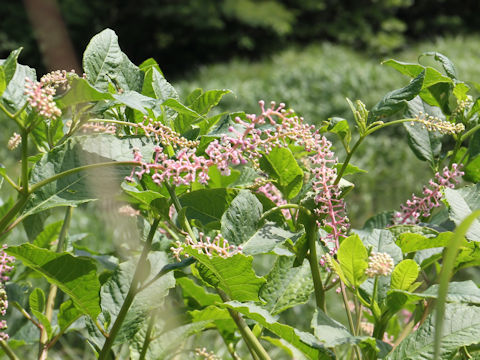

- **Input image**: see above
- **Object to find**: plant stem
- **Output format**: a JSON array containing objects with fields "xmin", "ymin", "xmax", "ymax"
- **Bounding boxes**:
[
  {"xmin": 164, "ymin": 182, "xmax": 197, "ymax": 243},
  {"xmin": 20, "ymin": 129, "xmax": 29, "ymax": 194},
  {"xmin": 218, "ymin": 290, "xmax": 271, "ymax": 360},
  {"xmin": 334, "ymin": 136, "xmax": 365, "ymax": 185},
  {"xmin": 38, "ymin": 207, "xmax": 73, "ymax": 360},
  {"xmin": 98, "ymin": 218, "xmax": 161, "ymax": 360},
  {"xmin": 305, "ymin": 217, "xmax": 325, "ymax": 311},
  {"xmin": 0, "ymin": 194, "xmax": 29, "ymax": 234},
  {"xmin": 138, "ymin": 312, "xmax": 156, "ymax": 360},
  {"xmin": 259, "ymin": 204, "xmax": 310, "ymax": 223},
  {"xmin": 460, "ymin": 123, "xmax": 480, "ymax": 142},
  {"xmin": 0, "ymin": 173, "xmax": 21, "ymax": 192},
  {"xmin": 0, "ymin": 340, "xmax": 19, "ymax": 360}
]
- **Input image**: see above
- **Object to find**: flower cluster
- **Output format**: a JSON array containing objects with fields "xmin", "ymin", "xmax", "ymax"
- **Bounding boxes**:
[
  {"xmin": 195, "ymin": 347, "xmax": 219, "ymax": 360},
  {"xmin": 310, "ymin": 137, "xmax": 349, "ymax": 254},
  {"xmin": 7, "ymin": 133, "xmax": 21, "ymax": 150},
  {"xmin": 136, "ymin": 116, "xmax": 199, "ymax": 148},
  {"xmin": 0, "ymin": 246, "xmax": 15, "ymax": 341},
  {"xmin": 171, "ymin": 233, "xmax": 242, "ymax": 261},
  {"xmin": 24, "ymin": 77, "xmax": 62, "ymax": 120},
  {"xmin": 118, "ymin": 205, "xmax": 140, "ymax": 217},
  {"xmin": 360, "ymin": 321, "xmax": 394, "ymax": 345},
  {"xmin": 452, "ymin": 96, "xmax": 473, "ymax": 119},
  {"xmin": 256, "ymin": 181, "xmax": 291, "ymax": 219},
  {"xmin": 81, "ymin": 122, "xmax": 117, "ymax": 134},
  {"xmin": 126, "ymin": 146, "xmax": 213, "ymax": 186},
  {"xmin": 413, "ymin": 111, "xmax": 464, "ymax": 135},
  {"xmin": 365, "ymin": 252, "xmax": 394, "ymax": 277},
  {"xmin": 393, "ymin": 163, "xmax": 464, "ymax": 225},
  {"xmin": 40, "ymin": 70, "xmax": 71, "ymax": 90}
]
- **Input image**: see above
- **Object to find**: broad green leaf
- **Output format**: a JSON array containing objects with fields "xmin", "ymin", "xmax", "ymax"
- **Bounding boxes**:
[
  {"xmin": 395, "ymin": 281, "xmax": 480, "ymax": 305},
  {"xmin": 130, "ymin": 320, "xmax": 211, "ymax": 360},
  {"xmin": 139, "ymin": 58, "xmax": 162, "ymax": 75},
  {"xmin": 260, "ymin": 256, "xmax": 314, "ymax": 314},
  {"xmin": 206, "ymin": 165, "xmax": 240, "ymax": 189},
  {"xmin": 176, "ymin": 276, "xmax": 221, "ymax": 307},
  {"xmin": 1, "ymin": 61, "xmax": 35, "ymax": 113},
  {"xmin": 83, "ymin": 29, "xmax": 142, "ymax": 92},
  {"xmin": 382, "ymin": 59, "xmax": 423, "ymax": 78},
  {"xmin": 453, "ymin": 82, "xmax": 470, "ymax": 101},
  {"xmin": 390, "ymin": 260, "xmax": 419, "ymax": 291},
  {"xmin": 142, "ymin": 67, "xmax": 178, "ymax": 102},
  {"xmin": 362, "ymin": 211, "xmax": 394, "ymax": 230},
  {"xmin": 396, "ymin": 232, "xmax": 456, "ymax": 253},
  {"xmin": 387, "ymin": 303, "xmax": 480, "ymax": 360},
  {"xmin": 189, "ymin": 89, "xmax": 231, "ymax": 115},
  {"xmin": 369, "ymin": 71, "xmax": 424, "ymax": 120},
  {"xmin": 464, "ymin": 130, "xmax": 480, "ymax": 183},
  {"xmin": 29, "ymin": 288, "xmax": 46, "ymax": 313},
  {"xmin": 33, "ymin": 220, "xmax": 63, "ymax": 249},
  {"xmin": 242, "ymin": 222, "xmax": 301, "ymax": 256},
  {"xmin": 312, "ymin": 310, "xmax": 390, "ymax": 357},
  {"xmin": 421, "ymin": 51, "xmax": 457, "ymax": 80},
  {"xmin": 444, "ymin": 184, "xmax": 480, "ymax": 241},
  {"xmin": 6, "ymin": 243, "xmax": 101, "ymax": 319},
  {"xmin": 220, "ymin": 189, "xmax": 263, "ymax": 245},
  {"xmin": 358, "ymin": 229, "xmax": 403, "ymax": 263},
  {"xmin": 190, "ymin": 305, "xmax": 231, "ymax": 322},
  {"xmin": 163, "ymin": 98, "xmax": 202, "ymax": 119},
  {"xmin": 334, "ymin": 163, "xmax": 367, "ymax": 176},
  {"xmin": 186, "ymin": 249, "xmax": 265, "ymax": 302},
  {"xmin": 337, "ymin": 234, "xmax": 368, "ymax": 287},
  {"xmin": 31, "ymin": 309, "xmax": 52, "ymax": 340},
  {"xmin": 185, "ymin": 88, "xmax": 203, "ymax": 106},
  {"xmin": 388, "ymin": 224, "xmax": 439, "ymax": 239},
  {"xmin": 403, "ymin": 96, "xmax": 443, "ymax": 163},
  {"xmin": 23, "ymin": 135, "xmax": 156, "ymax": 217},
  {"xmin": 56, "ymin": 77, "xmax": 113, "ymax": 108},
  {"xmin": 259, "ymin": 146, "xmax": 304, "ymax": 199},
  {"xmin": 3, "ymin": 48, "xmax": 22, "ymax": 84},
  {"xmin": 100, "ymin": 251, "xmax": 175, "ymax": 344},
  {"xmin": 179, "ymin": 188, "xmax": 237, "ymax": 227},
  {"xmin": 220, "ymin": 301, "xmax": 334, "ymax": 360},
  {"xmin": 327, "ymin": 117, "xmax": 351, "ymax": 146},
  {"xmin": 112, "ymin": 90, "xmax": 156, "ymax": 114},
  {"xmin": 58, "ymin": 299, "xmax": 82, "ymax": 332}
]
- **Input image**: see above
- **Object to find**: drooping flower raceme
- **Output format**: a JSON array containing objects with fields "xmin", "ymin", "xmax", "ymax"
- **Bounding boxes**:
[
  {"xmin": 171, "ymin": 232, "xmax": 242, "ymax": 261},
  {"xmin": 393, "ymin": 164, "xmax": 464, "ymax": 225},
  {"xmin": 0, "ymin": 246, "xmax": 15, "ymax": 341},
  {"xmin": 256, "ymin": 181, "xmax": 291, "ymax": 219},
  {"xmin": 7, "ymin": 133, "xmax": 21, "ymax": 151}
]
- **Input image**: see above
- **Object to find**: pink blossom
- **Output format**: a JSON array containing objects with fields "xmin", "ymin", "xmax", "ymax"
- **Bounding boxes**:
[
  {"xmin": 256, "ymin": 182, "xmax": 291, "ymax": 219},
  {"xmin": 393, "ymin": 164, "xmax": 464, "ymax": 225},
  {"xmin": 0, "ymin": 246, "xmax": 14, "ymax": 341},
  {"xmin": 24, "ymin": 78, "xmax": 61, "ymax": 120},
  {"xmin": 171, "ymin": 232, "xmax": 242, "ymax": 261}
]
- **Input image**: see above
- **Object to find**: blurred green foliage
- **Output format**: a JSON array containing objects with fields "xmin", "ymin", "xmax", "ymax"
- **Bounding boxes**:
[{"xmin": 1, "ymin": 0, "xmax": 480, "ymax": 76}]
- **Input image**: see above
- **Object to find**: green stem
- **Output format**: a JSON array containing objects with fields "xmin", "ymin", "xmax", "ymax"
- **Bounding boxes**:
[
  {"xmin": 0, "ymin": 340, "xmax": 19, "ymax": 360},
  {"xmin": 259, "ymin": 204, "xmax": 310, "ymax": 223},
  {"xmin": 138, "ymin": 312, "xmax": 156, "ymax": 360},
  {"xmin": 98, "ymin": 218, "xmax": 161, "ymax": 360},
  {"xmin": 0, "ymin": 194, "xmax": 29, "ymax": 234},
  {"xmin": 20, "ymin": 129, "xmax": 29, "ymax": 194},
  {"xmin": 0, "ymin": 173, "xmax": 21, "ymax": 192},
  {"xmin": 371, "ymin": 276, "xmax": 379, "ymax": 318},
  {"xmin": 29, "ymin": 161, "xmax": 139, "ymax": 193},
  {"xmin": 164, "ymin": 182, "xmax": 197, "ymax": 243},
  {"xmin": 460, "ymin": 123, "xmax": 480, "ymax": 142},
  {"xmin": 305, "ymin": 217, "xmax": 325, "ymax": 311},
  {"xmin": 218, "ymin": 290, "xmax": 271, "ymax": 360},
  {"xmin": 334, "ymin": 136, "xmax": 365, "ymax": 185},
  {"xmin": 39, "ymin": 207, "xmax": 73, "ymax": 360}
]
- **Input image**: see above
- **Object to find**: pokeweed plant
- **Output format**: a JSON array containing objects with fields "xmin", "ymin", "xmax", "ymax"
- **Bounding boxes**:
[{"xmin": 0, "ymin": 29, "xmax": 479, "ymax": 360}]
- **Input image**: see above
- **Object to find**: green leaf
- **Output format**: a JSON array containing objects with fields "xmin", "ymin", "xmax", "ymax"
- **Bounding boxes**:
[
  {"xmin": 362, "ymin": 211, "xmax": 394, "ymax": 230},
  {"xmin": 187, "ymin": 249, "xmax": 265, "ymax": 302},
  {"xmin": 390, "ymin": 260, "xmax": 419, "ymax": 291},
  {"xmin": 100, "ymin": 251, "xmax": 175, "ymax": 344},
  {"xmin": 163, "ymin": 98, "xmax": 202, "ymax": 119},
  {"xmin": 23, "ymin": 135, "xmax": 156, "ymax": 217},
  {"xmin": 31, "ymin": 309, "xmax": 53, "ymax": 340},
  {"xmin": 58, "ymin": 299, "xmax": 82, "ymax": 332},
  {"xmin": 421, "ymin": 51, "xmax": 457, "ymax": 80},
  {"xmin": 32, "ymin": 220, "xmax": 63, "ymax": 249},
  {"xmin": 358, "ymin": 229, "xmax": 403, "ymax": 263},
  {"xmin": 242, "ymin": 222, "xmax": 301, "ymax": 256},
  {"xmin": 56, "ymin": 77, "xmax": 113, "ymax": 108},
  {"xmin": 337, "ymin": 234, "xmax": 368, "ymax": 288},
  {"xmin": 176, "ymin": 276, "xmax": 221, "ymax": 307},
  {"xmin": 220, "ymin": 189, "xmax": 263, "ymax": 245},
  {"xmin": 312, "ymin": 310, "xmax": 390, "ymax": 356},
  {"xmin": 327, "ymin": 117, "xmax": 351, "ymax": 146},
  {"xmin": 139, "ymin": 58, "xmax": 162, "ymax": 75},
  {"xmin": 382, "ymin": 59, "xmax": 424, "ymax": 78},
  {"xmin": 444, "ymin": 184, "xmax": 480, "ymax": 241},
  {"xmin": 220, "ymin": 301, "xmax": 334, "ymax": 360},
  {"xmin": 0, "ymin": 66, "xmax": 5, "ymax": 96},
  {"xmin": 83, "ymin": 28, "xmax": 142, "ymax": 92},
  {"xmin": 396, "ymin": 232, "xmax": 456, "ymax": 253},
  {"xmin": 179, "ymin": 188, "xmax": 237, "ymax": 227},
  {"xmin": 387, "ymin": 303, "xmax": 480, "ymax": 360},
  {"xmin": 142, "ymin": 67, "xmax": 178, "ymax": 101},
  {"xmin": 464, "ymin": 130, "xmax": 480, "ymax": 183},
  {"xmin": 403, "ymin": 96, "xmax": 443, "ymax": 163},
  {"xmin": 6, "ymin": 243, "xmax": 101, "ymax": 319},
  {"xmin": 3, "ymin": 48, "xmax": 22, "ymax": 84},
  {"xmin": 369, "ymin": 71, "xmax": 424, "ymax": 120},
  {"xmin": 334, "ymin": 163, "xmax": 367, "ymax": 176},
  {"xmin": 259, "ymin": 147, "xmax": 304, "ymax": 199},
  {"xmin": 112, "ymin": 90, "xmax": 156, "ymax": 114},
  {"xmin": 260, "ymin": 256, "xmax": 314, "ymax": 314},
  {"xmin": 1, "ymin": 60, "xmax": 35, "ymax": 113},
  {"xmin": 29, "ymin": 288, "xmax": 46, "ymax": 313},
  {"xmin": 189, "ymin": 89, "xmax": 231, "ymax": 115}
]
